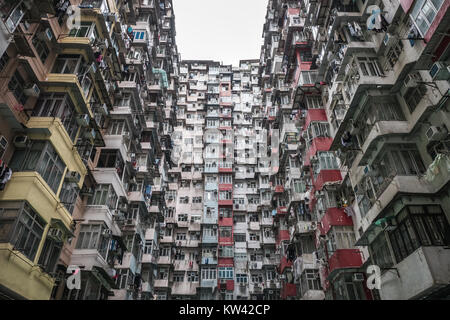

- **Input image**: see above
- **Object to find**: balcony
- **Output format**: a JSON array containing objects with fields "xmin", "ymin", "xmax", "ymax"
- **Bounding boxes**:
[
  {"xmin": 83, "ymin": 205, "xmax": 121, "ymax": 236},
  {"xmin": 280, "ymin": 283, "xmax": 297, "ymax": 299},
  {"xmin": 327, "ymin": 249, "xmax": 363, "ymax": 278},
  {"xmin": 380, "ymin": 246, "xmax": 450, "ymax": 300},
  {"xmin": 171, "ymin": 281, "xmax": 199, "ymax": 295},
  {"xmin": 200, "ymin": 279, "xmax": 217, "ymax": 288},
  {"xmin": 154, "ymin": 279, "xmax": 170, "ymax": 288}
]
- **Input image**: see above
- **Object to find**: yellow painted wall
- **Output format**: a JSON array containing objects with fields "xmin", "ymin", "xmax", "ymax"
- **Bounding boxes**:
[{"xmin": 0, "ymin": 243, "xmax": 54, "ymax": 300}]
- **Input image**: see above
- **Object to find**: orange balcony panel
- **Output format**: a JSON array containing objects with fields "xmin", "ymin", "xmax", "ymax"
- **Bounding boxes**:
[
  {"xmin": 274, "ymin": 185, "xmax": 285, "ymax": 193},
  {"xmin": 218, "ymin": 167, "xmax": 232, "ymax": 173}
]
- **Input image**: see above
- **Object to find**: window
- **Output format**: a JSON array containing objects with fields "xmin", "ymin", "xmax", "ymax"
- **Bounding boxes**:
[
  {"xmin": 8, "ymin": 70, "xmax": 27, "ymax": 105},
  {"xmin": 234, "ymin": 234, "xmax": 246, "ymax": 242},
  {"xmin": 69, "ymin": 21, "xmax": 98, "ymax": 41},
  {"xmin": 219, "ymin": 227, "xmax": 232, "ymax": 238},
  {"xmin": 388, "ymin": 205, "xmax": 450, "ymax": 263},
  {"xmin": 0, "ymin": 201, "xmax": 45, "ymax": 261},
  {"xmin": 32, "ymin": 31, "xmax": 50, "ymax": 64},
  {"xmin": 357, "ymin": 57, "xmax": 383, "ymax": 77},
  {"xmin": 179, "ymin": 197, "xmax": 189, "ymax": 204},
  {"xmin": 174, "ymin": 249, "xmax": 185, "ymax": 260},
  {"xmin": 193, "ymin": 197, "xmax": 202, "ymax": 203},
  {"xmin": 219, "ymin": 245, "xmax": 233, "ymax": 257},
  {"xmin": 173, "ymin": 272, "xmax": 184, "ymax": 282},
  {"xmin": 187, "ymin": 272, "xmax": 198, "ymax": 282},
  {"xmin": 249, "ymin": 233, "xmax": 260, "ymax": 241},
  {"xmin": 176, "ymin": 233, "xmax": 186, "ymax": 241},
  {"xmin": 251, "ymin": 274, "xmax": 263, "ymax": 283},
  {"xmin": 88, "ymin": 184, "xmax": 118, "ymax": 210},
  {"xmin": 38, "ymin": 236, "xmax": 63, "ymax": 274},
  {"xmin": 306, "ymin": 96, "xmax": 322, "ymax": 109},
  {"xmin": 0, "ymin": 136, "xmax": 7, "ymax": 160},
  {"xmin": 143, "ymin": 240, "xmax": 153, "ymax": 255},
  {"xmin": 218, "ymin": 267, "xmax": 234, "ymax": 279},
  {"xmin": 9, "ymin": 141, "xmax": 66, "ymax": 194},
  {"xmin": 33, "ymin": 93, "xmax": 79, "ymax": 142},
  {"xmin": 405, "ymin": 85, "xmax": 427, "ymax": 113},
  {"xmin": 236, "ymin": 274, "xmax": 248, "ymax": 284},
  {"xmin": 107, "ymin": 119, "xmax": 129, "ymax": 136},
  {"xmin": 318, "ymin": 151, "xmax": 339, "ymax": 170},
  {"xmin": 0, "ymin": 51, "xmax": 9, "ymax": 73},
  {"xmin": 300, "ymin": 269, "xmax": 322, "ymax": 294},
  {"xmin": 201, "ymin": 267, "xmax": 217, "ymax": 280},
  {"xmin": 411, "ymin": 0, "xmax": 444, "ymax": 36}
]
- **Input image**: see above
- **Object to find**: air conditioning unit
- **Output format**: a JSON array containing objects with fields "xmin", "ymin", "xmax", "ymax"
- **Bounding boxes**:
[
  {"xmin": 23, "ymin": 83, "xmax": 40, "ymax": 97},
  {"xmin": 13, "ymin": 135, "xmax": 29, "ymax": 148},
  {"xmin": 65, "ymin": 171, "xmax": 81, "ymax": 183},
  {"xmin": 403, "ymin": 72, "xmax": 421, "ymax": 88},
  {"xmin": 76, "ymin": 114, "xmax": 90, "ymax": 127},
  {"xmin": 426, "ymin": 126, "xmax": 448, "ymax": 142},
  {"xmin": 353, "ymin": 273, "xmax": 365, "ymax": 282},
  {"xmin": 429, "ymin": 62, "xmax": 450, "ymax": 81}
]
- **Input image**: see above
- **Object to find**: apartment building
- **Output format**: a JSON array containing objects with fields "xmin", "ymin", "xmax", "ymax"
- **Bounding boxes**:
[
  {"xmin": 259, "ymin": 0, "xmax": 450, "ymax": 300},
  {"xmin": 0, "ymin": 0, "xmax": 179, "ymax": 300},
  {"xmin": 0, "ymin": 0, "xmax": 449, "ymax": 301}
]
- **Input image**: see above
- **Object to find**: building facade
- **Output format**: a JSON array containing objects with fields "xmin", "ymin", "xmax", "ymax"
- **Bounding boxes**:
[{"xmin": 0, "ymin": 0, "xmax": 449, "ymax": 300}]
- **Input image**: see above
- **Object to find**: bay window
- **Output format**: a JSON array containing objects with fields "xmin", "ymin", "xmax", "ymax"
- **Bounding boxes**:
[
  {"xmin": 75, "ymin": 223, "xmax": 110, "ymax": 259},
  {"xmin": 33, "ymin": 93, "xmax": 79, "ymax": 142},
  {"xmin": 88, "ymin": 184, "xmax": 118, "ymax": 210},
  {"xmin": 0, "ymin": 201, "xmax": 45, "ymax": 262},
  {"xmin": 9, "ymin": 141, "xmax": 66, "ymax": 194},
  {"xmin": 411, "ymin": 0, "xmax": 444, "ymax": 36}
]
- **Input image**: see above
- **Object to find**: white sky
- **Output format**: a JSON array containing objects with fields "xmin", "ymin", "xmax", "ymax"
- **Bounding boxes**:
[{"xmin": 172, "ymin": 0, "xmax": 268, "ymax": 66}]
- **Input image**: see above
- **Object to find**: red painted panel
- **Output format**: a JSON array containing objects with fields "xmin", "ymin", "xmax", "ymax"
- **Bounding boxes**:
[
  {"xmin": 274, "ymin": 185, "xmax": 285, "ymax": 193},
  {"xmin": 218, "ymin": 258, "xmax": 234, "ymax": 267},
  {"xmin": 276, "ymin": 230, "xmax": 290, "ymax": 246},
  {"xmin": 218, "ymin": 199, "xmax": 233, "ymax": 206},
  {"xmin": 328, "ymin": 249, "xmax": 363, "ymax": 274},
  {"xmin": 280, "ymin": 283, "xmax": 297, "ymax": 298},
  {"xmin": 279, "ymin": 256, "xmax": 293, "ymax": 274},
  {"xmin": 304, "ymin": 137, "xmax": 333, "ymax": 166},
  {"xmin": 218, "ymin": 183, "xmax": 232, "ymax": 191},
  {"xmin": 218, "ymin": 217, "xmax": 233, "ymax": 227},
  {"xmin": 320, "ymin": 207, "xmax": 354, "ymax": 235},
  {"xmin": 218, "ymin": 168, "xmax": 232, "ymax": 173},
  {"xmin": 226, "ymin": 280, "xmax": 235, "ymax": 291},
  {"xmin": 313, "ymin": 169, "xmax": 342, "ymax": 191},
  {"xmin": 425, "ymin": 1, "xmax": 450, "ymax": 42},
  {"xmin": 304, "ymin": 109, "xmax": 327, "ymax": 130}
]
